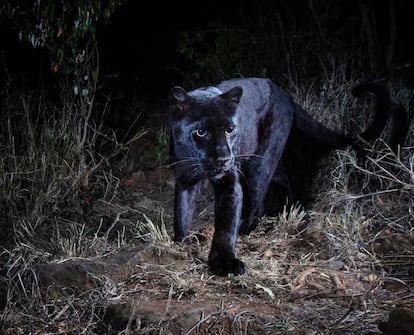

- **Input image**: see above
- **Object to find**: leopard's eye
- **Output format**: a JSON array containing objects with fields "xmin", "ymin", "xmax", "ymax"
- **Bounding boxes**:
[
  {"xmin": 193, "ymin": 128, "xmax": 207, "ymax": 138},
  {"xmin": 225, "ymin": 125, "xmax": 236, "ymax": 136}
]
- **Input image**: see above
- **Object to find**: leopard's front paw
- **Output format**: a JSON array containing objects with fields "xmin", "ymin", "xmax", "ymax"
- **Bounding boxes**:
[{"xmin": 208, "ymin": 256, "xmax": 245, "ymax": 276}]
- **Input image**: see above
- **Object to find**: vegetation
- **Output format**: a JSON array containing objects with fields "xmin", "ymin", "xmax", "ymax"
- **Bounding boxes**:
[{"xmin": 0, "ymin": 0, "xmax": 412, "ymax": 334}]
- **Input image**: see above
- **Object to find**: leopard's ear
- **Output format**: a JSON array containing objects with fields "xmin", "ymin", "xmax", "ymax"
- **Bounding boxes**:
[
  {"xmin": 220, "ymin": 86, "xmax": 243, "ymax": 105},
  {"xmin": 169, "ymin": 86, "xmax": 188, "ymax": 103},
  {"xmin": 169, "ymin": 86, "xmax": 189, "ymax": 119}
]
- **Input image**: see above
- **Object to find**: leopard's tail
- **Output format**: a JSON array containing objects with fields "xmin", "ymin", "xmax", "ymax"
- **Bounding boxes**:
[{"xmin": 351, "ymin": 80, "xmax": 392, "ymax": 141}]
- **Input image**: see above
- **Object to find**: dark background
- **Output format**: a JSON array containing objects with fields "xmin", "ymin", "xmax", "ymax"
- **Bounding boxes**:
[
  {"xmin": 98, "ymin": 0, "xmax": 246, "ymax": 98},
  {"xmin": 101, "ymin": 0, "xmax": 414, "ymax": 99},
  {"xmin": 1, "ymin": 0, "xmax": 413, "ymax": 100},
  {"xmin": 106, "ymin": 1, "xmax": 414, "ymax": 87}
]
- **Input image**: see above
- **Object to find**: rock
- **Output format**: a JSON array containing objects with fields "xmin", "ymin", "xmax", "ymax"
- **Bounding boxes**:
[{"xmin": 378, "ymin": 307, "xmax": 414, "ymax": 335}]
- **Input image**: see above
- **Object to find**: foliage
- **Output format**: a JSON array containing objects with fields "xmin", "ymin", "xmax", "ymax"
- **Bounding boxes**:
[
  {"xmin": 0, "ymin": 0, "xmax": 125, "ymax": 74},
  {"xmin": 174, "ymin": 1, "xmax": 392, "ymax": 87},
  {"xmin": 0, "ymin": 0, "xmax": 131, "ymax": 255},
  {"xmin": 176, "ymin": 22, "xmax": 257, "ymax": 83}
]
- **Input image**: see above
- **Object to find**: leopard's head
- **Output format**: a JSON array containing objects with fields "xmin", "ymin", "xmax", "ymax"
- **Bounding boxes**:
[{"xmin": 169, "ymin": 85, "xmax": 243, "ymax": 180}]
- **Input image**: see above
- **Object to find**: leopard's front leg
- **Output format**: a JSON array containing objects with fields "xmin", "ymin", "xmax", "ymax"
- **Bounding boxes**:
[
  {"xmin": 173, "ymin": 181, "xmax": 200, "ymax": 242},
  {"xmin": 208, "ymin": 171, "xmax": 244, "ymax": 276}
]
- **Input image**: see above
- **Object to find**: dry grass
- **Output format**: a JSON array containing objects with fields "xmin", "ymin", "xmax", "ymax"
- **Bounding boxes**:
[{"xmin": 0, "ymin": 63, "xmax": 413, "ymax": 334}]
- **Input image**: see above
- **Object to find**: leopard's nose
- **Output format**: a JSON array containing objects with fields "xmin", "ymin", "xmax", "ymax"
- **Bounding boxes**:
[{"xmin": 217, "ymin": 156, "xmax": 232, "ymax": 169}]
